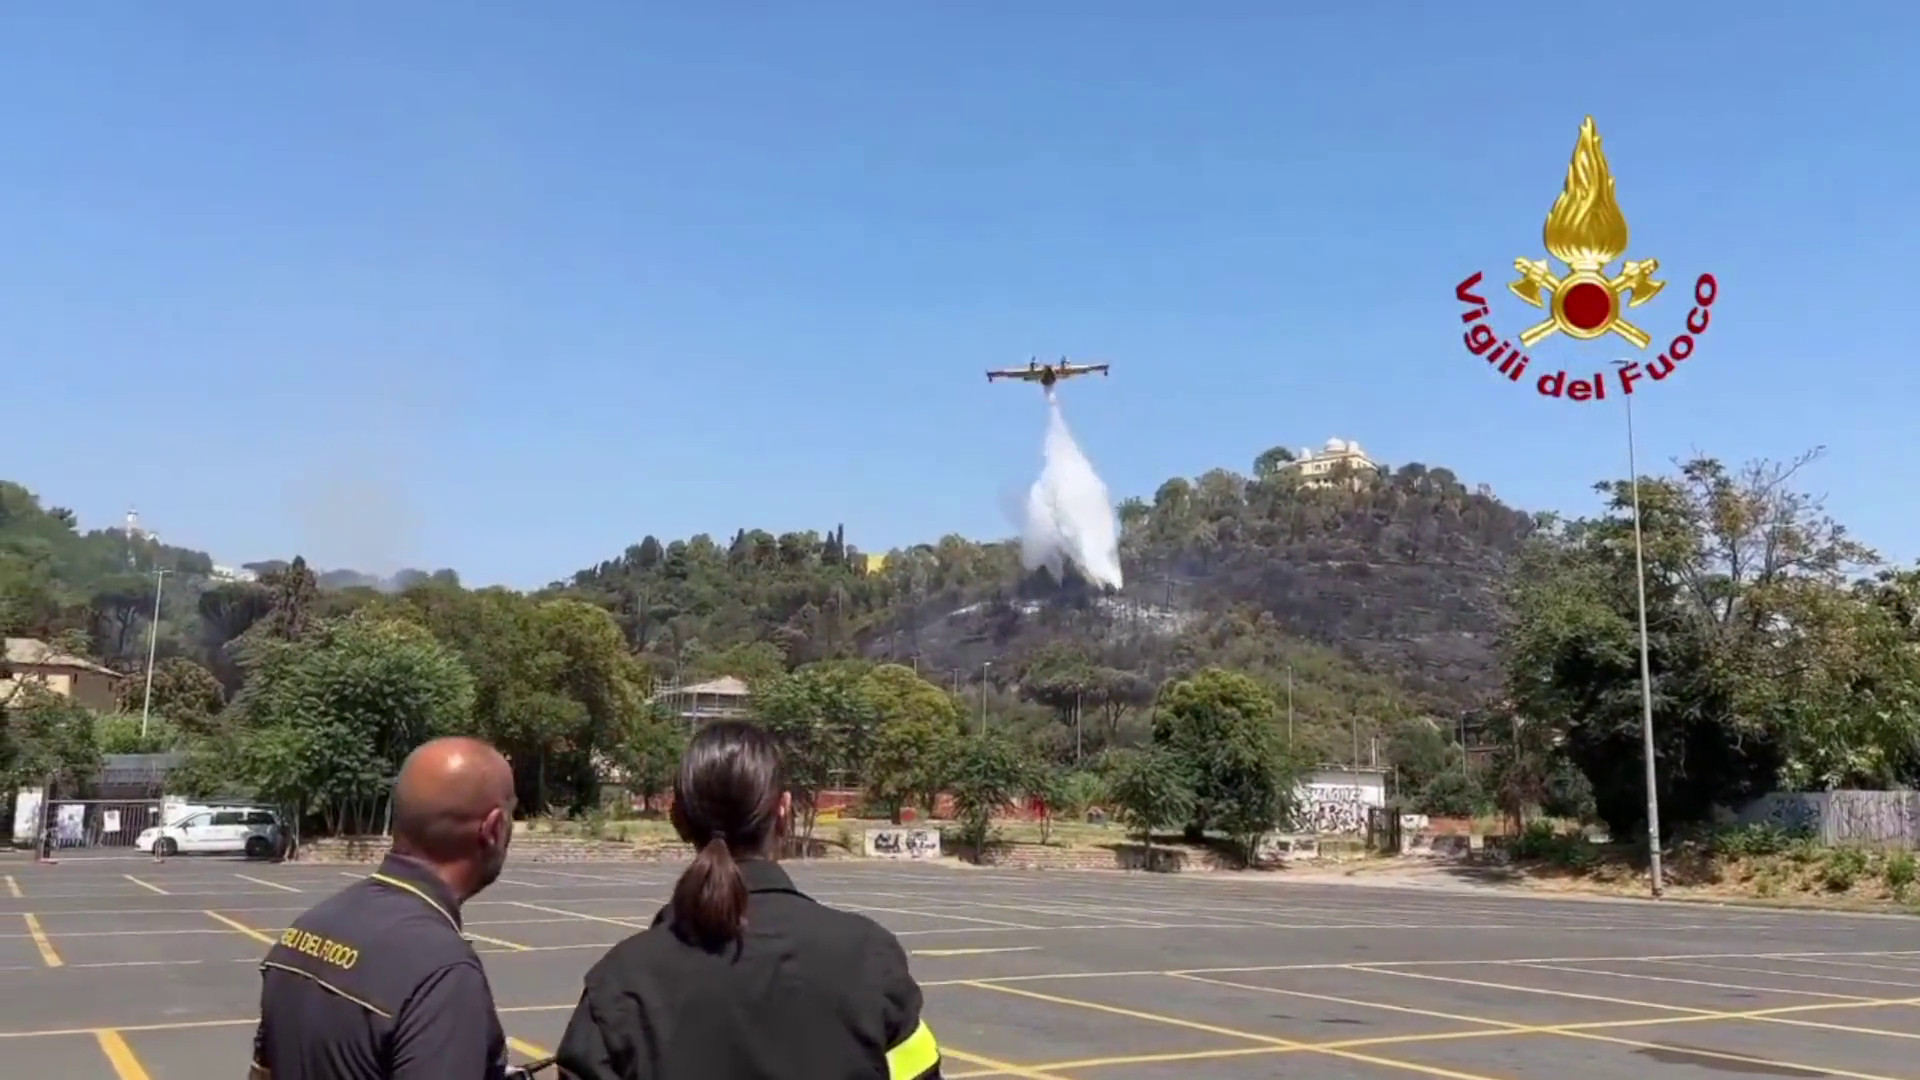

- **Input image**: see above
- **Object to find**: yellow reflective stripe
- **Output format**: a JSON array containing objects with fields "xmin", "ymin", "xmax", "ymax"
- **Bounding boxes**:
[
  {"xmin": 368, "ymin": 872, "xmax": 460, "ymax": 931},
  {"xmin": 886, "ymin": 1019, "xmax": 940, "ymax": 1080}
]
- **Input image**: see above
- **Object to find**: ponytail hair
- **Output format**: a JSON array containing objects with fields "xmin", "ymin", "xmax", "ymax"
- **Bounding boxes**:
[
  {"xmin": 672, "ymin": 835, "xmax": 749, "ymax": 949},
  {"xmin": 667, "ymin": 721, "xmax": 784, "ymax": 952}
]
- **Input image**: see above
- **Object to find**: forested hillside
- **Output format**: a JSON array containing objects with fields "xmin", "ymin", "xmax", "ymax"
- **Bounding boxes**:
[
  {"xmin": 1, "ymin": 447, "xmax": 1531, "ymax": 775},
  {"xmin": 8, "ymin": 438, "xmax": 1918, "ymax": 852}
]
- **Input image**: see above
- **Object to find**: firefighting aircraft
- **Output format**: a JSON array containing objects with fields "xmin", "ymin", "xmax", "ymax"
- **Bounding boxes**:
[{"xmin": 985, "ymin": 357, "xmax": 1111, "ymax": 390}]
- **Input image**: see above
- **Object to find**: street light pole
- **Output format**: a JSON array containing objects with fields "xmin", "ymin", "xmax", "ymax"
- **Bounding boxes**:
[
  {"xmin": 978, "ymin": 661, "xmax": 991, "ymax": 734},
  {"xmin": 1613, "ymin": 359, "xmax": 1664, "ymax": 899},
  {"xmin": 139, "ymin": 568, "xmax": 170, "ymax": 741},
  {"xmin": 1286, "ymin": 665, "xmax": 1294, "ymax": 749}
]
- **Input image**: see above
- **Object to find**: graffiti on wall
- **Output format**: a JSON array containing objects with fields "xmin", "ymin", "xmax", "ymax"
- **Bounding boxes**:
[
  {"xmin": 866, "ymin": 827, "xmax": 941, "ymax": 859},
  {"xmin": 1299, "ymin": 783, "xmax": 1375, "ymax": 835},
  {"xmin": 1740, "ymin": 791, "xmax": 1920, "ymax": 848}
]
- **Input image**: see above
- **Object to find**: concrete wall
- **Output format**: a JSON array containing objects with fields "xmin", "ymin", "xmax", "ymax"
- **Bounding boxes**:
[
  {"xmin": 1294, "ymin": 766, "xmax": 1388, "ymax": 835},
  {"xmin": 1738, "ymin": 791, "xmax": 1920, "ymax": 849}
]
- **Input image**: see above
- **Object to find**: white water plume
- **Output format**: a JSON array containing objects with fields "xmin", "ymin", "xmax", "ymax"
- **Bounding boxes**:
[{"xmin": 1021, "ymin": 392, "xmax": 1124, "ymax": 590}]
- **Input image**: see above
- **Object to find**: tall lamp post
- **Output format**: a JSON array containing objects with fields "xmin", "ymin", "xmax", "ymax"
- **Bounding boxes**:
[
  {"xmin": 978, "ymin": 660, "xmax": 992, "ymax": 734},
  {"xmin": 139, "ymin": 568, "xmax": 170, "ymax": 741},
  {"xmin": 1612, "ymin": 359, "xmax": 1664, "ymax": 899}
]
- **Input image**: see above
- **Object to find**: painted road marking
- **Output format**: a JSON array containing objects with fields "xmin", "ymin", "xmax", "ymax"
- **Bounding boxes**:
[
  {"xmin": 95, "ymin": 1029, "xmax": 153, "ymax": 1079},
  {"xmin": 205, "ymin": 911, "xmax": 275, "ymax": 945},
  {"xmin": 506, "ymin": 900, "xmax": 646, "ymax": 929},
  {"xmin": 4, "ymin": 875, "xmax": 20, "ymax": 898},
  {"xmin": 123, "ymin": 875, "xmax": 167, "ymax": 895},
  {"xmin": 236, "ymin": 873, "xmax": 300, "ymax": 893},
  {"xmin": 22, "ymin": 914, "xmax": 61, "ymax": 968},
  {"xmin": 913, "ymin": 946, "xmax": 1040, "ymax": 957},
  {"xmin": 962, "ymin": 980, "xmax": 1501, "ymax": 1080},
  {"xmin": 1167, "ymin": 971, "xmax": 1911, "ymax": 1080},
  {"xmin": 466, "ymin": 931, "xmax": 532, "ymax": 952},
  {"xmin": 508, "ymin": 1037, "xmax": 550, "ymax": 1061}
]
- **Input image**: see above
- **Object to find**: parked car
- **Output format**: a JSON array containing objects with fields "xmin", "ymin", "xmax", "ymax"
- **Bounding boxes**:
[{"xmin": 135, "ymin": 806, "xmax": 281, "ymax": 858}]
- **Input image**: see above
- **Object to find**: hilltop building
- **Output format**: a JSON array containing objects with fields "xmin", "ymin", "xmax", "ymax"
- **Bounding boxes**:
[
  {"xmin": 648, "ymin": 675, "xmax": 753, "ymax": 728},
  {"xmin": 1283, "ymin": 438, "xmax": 1384, "ymax": 490}
]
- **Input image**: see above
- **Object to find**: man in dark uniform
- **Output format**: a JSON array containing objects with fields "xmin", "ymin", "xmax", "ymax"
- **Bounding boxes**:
[{"xmin": 249, "ymin": 736, "xmax": 519, "ymax": 1080}]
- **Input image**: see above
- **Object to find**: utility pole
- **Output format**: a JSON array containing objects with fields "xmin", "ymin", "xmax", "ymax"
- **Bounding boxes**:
[
  {"xmin": 1074, "ymin": 690, "xmax": 1083, "ymax": 764},
  {"xmin": 978, "ymin": 661, "xmax": 992, "ymax": 734},
  {"xmin": 1613, "ymin": 358, "xmax": 1665, "ymax": 899},
  {"xmin": 1286, "ymin": 665, "xmax": 1294, "ymax": 749},
  {"xmin": 138, "ymin": 568, "xmax": 170, "ymax": 740}
]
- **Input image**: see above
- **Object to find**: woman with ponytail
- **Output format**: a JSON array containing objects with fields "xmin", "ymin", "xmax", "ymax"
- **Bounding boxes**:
[{"xmin": 555, "ymin": 721, "xmax": 943, "ymax": 1080}]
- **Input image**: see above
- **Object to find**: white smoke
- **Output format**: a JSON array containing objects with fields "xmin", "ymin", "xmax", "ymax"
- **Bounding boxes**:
[{"xmin": 1020, "ymin": 392, "xmax": 1124, "ymax": 590}]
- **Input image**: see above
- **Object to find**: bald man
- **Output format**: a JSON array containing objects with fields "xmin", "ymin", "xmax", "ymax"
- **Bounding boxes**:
[{"xmin": 250, "ymin": 737, "xmax": 520, "ymax": 1080}]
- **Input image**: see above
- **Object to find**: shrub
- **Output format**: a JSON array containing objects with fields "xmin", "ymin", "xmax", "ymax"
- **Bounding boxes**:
[
  {"xmin": 1883, "ymin": 850, "xmax": 1916, "ymax": 900},
  {"xmin": 1510, "ymin": 820, "xmax": 1598, "ymax": 871},
  {"xmin": 1820, "ymin": 847, "xmax": 1869, "ymax": 892},
  {"xmin": 1711, "ymin": 822, "xmax": 1806, "ymax": 858}
]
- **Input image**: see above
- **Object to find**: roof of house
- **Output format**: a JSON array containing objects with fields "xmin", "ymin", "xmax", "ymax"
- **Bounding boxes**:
[
  {"xmin": 650, "ymin": 675, "xmax": 752, "ymax": 700},
  {"xmin": 99, "ymin": 753, "xmax": 187, "ymax": 786},
  {"xmin": 4, "ymin": 638, "xmax": 122, "ymax": 678}
]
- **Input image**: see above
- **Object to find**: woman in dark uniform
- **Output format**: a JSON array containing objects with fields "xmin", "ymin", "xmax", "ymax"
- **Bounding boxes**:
[{"xmin": 556, "ymin": 721, "xmax": 941, "ymax": 1080}]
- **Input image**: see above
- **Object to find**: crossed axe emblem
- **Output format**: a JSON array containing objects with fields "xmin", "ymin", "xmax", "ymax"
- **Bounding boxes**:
[{"xmin": 1508, "ymin": 258, "xmax": 1665, "ymax": 348}]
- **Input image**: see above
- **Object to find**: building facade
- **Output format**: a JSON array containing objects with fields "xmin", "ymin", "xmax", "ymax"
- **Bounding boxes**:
[
  {"xmin": 2, "ymin": 638, "xmax": 123, "ymax": 710},
  {"xmin": 1283, "ymin": 438, "xmax": 1384, "ymax": 490}
]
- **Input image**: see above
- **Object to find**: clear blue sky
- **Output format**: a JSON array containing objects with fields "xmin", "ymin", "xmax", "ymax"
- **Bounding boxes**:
[{"xmin": 5, "ymin": 5, "xmax": 1913, "ymax": 588}]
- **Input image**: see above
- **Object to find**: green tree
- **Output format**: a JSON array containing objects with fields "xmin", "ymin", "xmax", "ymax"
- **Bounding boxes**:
[
  {"xmin": 222, "ymin": 613, "xmax": 474, "ymax": 834},
  {"xmin": 118, "ymin": 656, "xmax": 225, "ymax": 734},
  {"xmin": 607, "ymin": 708, "xmax": 687, "ymax": 814},
  {"xmin": 1501, "ymin": 453, "xmax": 1885, "ymax": 841},
  {"xmin": 1106, "ymin": 747, "xmax": 1195, "ymax": 861},
  {"xmin": 1150, "ymin": 667, "xmax": 1300, "ymax": 851},
  {"xmin": 860, "ymin": 664, "xmax": 962, "ymax": 822},
  {"xmin": 0, "ymin": 685, "xmax": 101, "ymax": 796},
  {"xmin": 753, "ymin": 663, "xmax": 879, "ymax": 842},
  {"xmin": 947, "ymin": 729, "xmax": 1031, "ymax": 853}
]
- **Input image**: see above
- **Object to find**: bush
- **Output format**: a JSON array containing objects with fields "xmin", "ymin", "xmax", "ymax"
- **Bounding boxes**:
[
  {"xmin": 1106, "ymin": 748, "xmax": 1195, "ymax": 855},
  {"xmin": 1510, "ymin": 820, "xmax": 1598, "ymax": 871},
  {"xmin": 1415, "ymin": 770, "xmax": 1487, "ymax": 818},
  {"xmin": 1883, "ymin": 850, "xmax": 1916, "ymax": 901},
  {"xmin": 1820, "ymin": 846, "xmax": 1870, "ymax": 892},
  {"xmin": 947, "ymin": 730, "xmax": 1031, "ymax": 853},
  {"xmin": 1710, "ymin": 822, "xmax": 1810, "ymax": 858}
]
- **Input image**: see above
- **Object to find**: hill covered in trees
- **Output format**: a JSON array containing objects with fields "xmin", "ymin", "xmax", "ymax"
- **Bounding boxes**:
[
  {"xmin": 1, "ymin": 445, "xmax": 1532, "ymax": 770},
  {"xmin": 10, "ymin": 437, "xmax": 1918, "ymax": 855}
]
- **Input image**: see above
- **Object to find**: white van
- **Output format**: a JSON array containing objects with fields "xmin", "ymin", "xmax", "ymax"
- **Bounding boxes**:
[{"xmin": 135, "ymin": 805, "xmax": 280, "ymax": 858}]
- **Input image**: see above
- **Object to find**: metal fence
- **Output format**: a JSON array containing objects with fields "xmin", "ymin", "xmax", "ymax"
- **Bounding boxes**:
[{"xmin": 43, "ymin": 799, "xmax": 164, "ymax": 850}]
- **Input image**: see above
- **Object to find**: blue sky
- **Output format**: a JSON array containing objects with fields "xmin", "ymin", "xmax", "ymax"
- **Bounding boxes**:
[{"xmin": 4, "ymin": 5, "xmax": 1912, "ymax": 588}]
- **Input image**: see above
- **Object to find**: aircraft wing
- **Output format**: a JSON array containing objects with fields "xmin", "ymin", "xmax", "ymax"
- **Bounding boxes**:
[
  {"xmin": 986, "ymin": 368, "xmax": 1044, "ymax": 382},
  {"xmin": 1054, "ymin": 362, "xmax": 1111, "ymax": 378}
]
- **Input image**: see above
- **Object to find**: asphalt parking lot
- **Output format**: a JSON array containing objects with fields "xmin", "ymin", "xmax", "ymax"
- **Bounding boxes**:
[{"xmin": 2, "ymin": 854, "xmax": 1917, "ymax": 1079}]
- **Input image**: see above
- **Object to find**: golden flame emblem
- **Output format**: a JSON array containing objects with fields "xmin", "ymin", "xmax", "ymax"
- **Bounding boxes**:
[{"xmin": 1508, "ymin": 117, "xmax": 1665, "ymax": 348}]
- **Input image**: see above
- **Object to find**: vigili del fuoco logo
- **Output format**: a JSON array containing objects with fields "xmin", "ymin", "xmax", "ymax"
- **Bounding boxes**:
[{"xmin": 1454, "ymin": 116, "xmax": 1718, "ymax": 402}]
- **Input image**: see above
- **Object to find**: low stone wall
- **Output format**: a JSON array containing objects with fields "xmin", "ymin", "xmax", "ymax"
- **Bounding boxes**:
[
  {"xmin": 955, "ymin": 841, "xmax": 1208, "ymax": 872},
  {"xmin": 295, "ymin": 835, "xmax": 856, "ymax": 863}
]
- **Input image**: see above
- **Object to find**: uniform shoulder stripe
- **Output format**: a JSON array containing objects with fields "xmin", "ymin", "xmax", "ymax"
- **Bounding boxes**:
[{"xmin": 886, "ymin": 1019, "xmax": 940, "ymax": 1080}]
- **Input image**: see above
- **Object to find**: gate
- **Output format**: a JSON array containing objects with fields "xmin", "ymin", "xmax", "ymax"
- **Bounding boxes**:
[
  {"xmin": 1365, "ymin": 805, "xmax": 1402, "ymax": 855},
  {"xmin": 44, "ymin": 799, "xmax": 164, "ymax": 851}
]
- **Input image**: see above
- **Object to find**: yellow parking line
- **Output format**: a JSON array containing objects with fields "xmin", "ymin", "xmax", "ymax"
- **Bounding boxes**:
[
  {"xmin": 5, "ymin": 875, "xmax": 20, "ymax": 898},
  {"xmin": 205, "ymin": 911, "xmax": 275, "ymax": 946},
  {"xmin": 23, "ymin": 914, "xmax": 62, "ymax": 968},
  {"xmin": 508, "ymin": 1036, "xmax": 550, "ymax": 1061},
  {"xmin": 95, "ymin": 1029, "xmax": 153, "ymax": 1079},
  {"xmin": 236, "ymin": 874, "xmax": 300, "ymax": 893},
  {"xmin": 124, "ymin": 875, "xmax": 167, "ymax": 895}
]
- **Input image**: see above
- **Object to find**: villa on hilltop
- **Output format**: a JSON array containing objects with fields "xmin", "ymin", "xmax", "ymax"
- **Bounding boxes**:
[{"xmin": 1282, "ymin": 438, "xmax": 1385, "ymax": 490}]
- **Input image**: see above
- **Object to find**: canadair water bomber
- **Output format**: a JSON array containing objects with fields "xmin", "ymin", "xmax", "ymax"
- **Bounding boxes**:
[{"xmin": 985, "ymin": 357, "xmax": 1110, "ymax": 390}]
